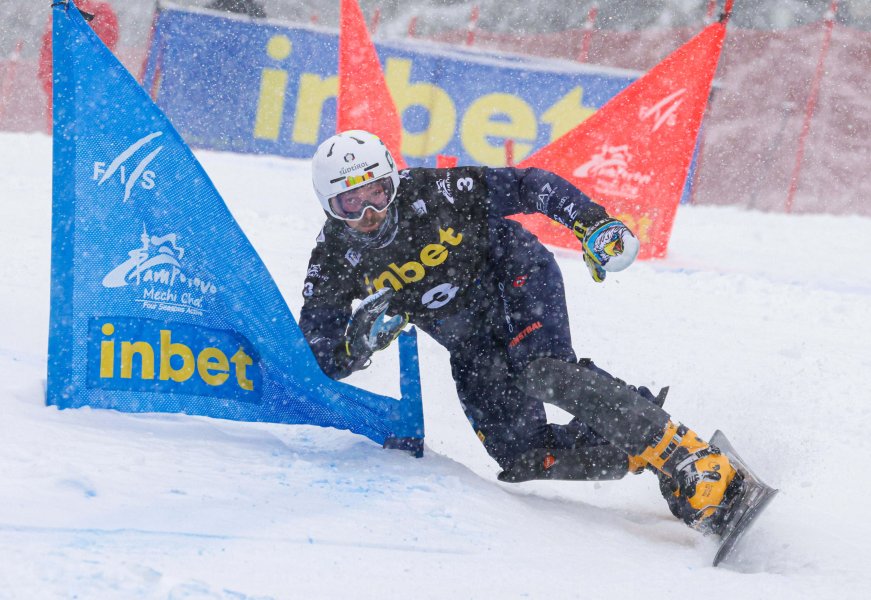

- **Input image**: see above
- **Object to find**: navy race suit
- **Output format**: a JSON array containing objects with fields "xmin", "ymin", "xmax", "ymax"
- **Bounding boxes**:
[{"xmin": 300, "ymin": 167, "xmax": 611, "ymax": 468}]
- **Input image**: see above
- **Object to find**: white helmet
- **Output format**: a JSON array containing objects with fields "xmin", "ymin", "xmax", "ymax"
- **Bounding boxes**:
[{"xmin": 312, "ymin": 130, "xmax": 401, "ymax": 220}]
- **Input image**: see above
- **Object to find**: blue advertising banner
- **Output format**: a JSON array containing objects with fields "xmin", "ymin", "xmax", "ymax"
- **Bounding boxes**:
[
  {"xmin": 142, "ymin": 4, "xmax": 642, "ymax": 168},
  {"xmin": 48, "ymin": 1, "xmax": 424, "ymax": 452}
]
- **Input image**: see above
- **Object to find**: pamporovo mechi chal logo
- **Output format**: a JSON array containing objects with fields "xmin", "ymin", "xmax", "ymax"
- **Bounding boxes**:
[{"xmin": 102, "ymin": 224, "xmax": 218, "ymax": 317}]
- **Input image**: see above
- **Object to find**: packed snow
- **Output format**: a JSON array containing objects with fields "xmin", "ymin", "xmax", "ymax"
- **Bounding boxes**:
[{"xmin": 1, "ymin": 131, "xmax": 870, "ymax": 598}]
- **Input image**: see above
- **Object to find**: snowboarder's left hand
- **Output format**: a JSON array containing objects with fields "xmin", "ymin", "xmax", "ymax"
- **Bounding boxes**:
[{"xmin": 573, "ymin": 218, "xmax": 639, "ymax": 282}]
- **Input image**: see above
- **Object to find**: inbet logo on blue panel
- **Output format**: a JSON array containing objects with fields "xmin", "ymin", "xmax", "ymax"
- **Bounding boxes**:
[{"xmin": 87, "ymin": 317, "xmax": 262, "ymax": 403}]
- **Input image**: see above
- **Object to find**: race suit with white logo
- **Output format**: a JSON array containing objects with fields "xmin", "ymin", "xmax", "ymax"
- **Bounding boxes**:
[{"xmin": 299, "ymin": 167, "xmax": 614, "ymax": 467}]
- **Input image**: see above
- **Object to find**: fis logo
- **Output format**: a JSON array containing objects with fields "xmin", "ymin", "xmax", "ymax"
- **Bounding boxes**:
[
  {"xmin": 92, "ymin": 131, "xmax": 164, "ymax": 202},
  {"xmin": 88, "ymin": 317, "xmax": 261, "ymax": 403},
  {"xmin": 639, "ymin": 89, "xmax": 686, "ymax": 133}
]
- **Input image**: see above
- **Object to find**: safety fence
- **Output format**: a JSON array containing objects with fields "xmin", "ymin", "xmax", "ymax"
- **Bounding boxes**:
[{"xmin": 425, "ymin": 22, "xmax": 871, "ymax": 216}]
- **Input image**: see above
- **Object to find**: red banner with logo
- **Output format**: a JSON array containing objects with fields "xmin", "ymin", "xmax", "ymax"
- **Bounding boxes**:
[
  {"xmin": 517, "ymin": 20, "xmax": 728, "ymax": 259},
  {"xmin": 337, "ymin": 0, "xmax": 407, "ymax": 169}
]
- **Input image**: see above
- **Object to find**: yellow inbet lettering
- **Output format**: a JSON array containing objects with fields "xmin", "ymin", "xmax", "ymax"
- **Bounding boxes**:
[
  {"xmin": 231, "ymin": 348, "xmax": 255, "ymax": 391},
  {"xmin": 439, "ymin": 227, "xmax": 463, "ymax": 246},
  {"xmin": 461, "ymin": 93, "xmax": 537, "ymax": 165},
  {"xmin": 254, "ymin": 35, "xmax": 293, "ymax": 141},
  {"xmin": 385, "ymin": 58, "xmax": 456, "ymax": 157},
  {"xmin": 197, "ymin": 347, "xmax": 230, "ymax": 386},
  {"xmin": 419, "ymin": 244, "xmax": 448, "ymax": 267},
  {"xmin": 255, "ymin": 47, "xmax": 601, "ymax": 165},
  {"xmin": 121, "ymin": 341, "xmax": 155, "ymax": 380},
  {"xmin": 373, "ymin": 271, "xmax": 402, "ymax": 292},
  {"xmin": 159, "ymin": 329, "xmax": 195, "ymax": 382},
  {"xmin": 292, "ymin": 73, "xmax": 338, "ymax": 145},
  {"xmin": 389, "ymin": 261, "xmax": 425, "ymax": 284},
  {"xmin": 97, "ymin": 324, "xmax": 256, "ymax": 393},
  {"xmin": 541, "ymin": 86, "xmax": 597, "ymax": 142},
  {"xmin": 371, "ymin": 228, "xmax": 464, "ymax": 292},
  {"xmin": 100, "ymin": 323, "xmax": 115, "ymax": 378}
]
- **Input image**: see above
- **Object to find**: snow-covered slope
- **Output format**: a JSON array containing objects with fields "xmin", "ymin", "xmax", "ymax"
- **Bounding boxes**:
[{"xmin": 1, "ymin": 132, "xmax": 869, "ymax": 599}]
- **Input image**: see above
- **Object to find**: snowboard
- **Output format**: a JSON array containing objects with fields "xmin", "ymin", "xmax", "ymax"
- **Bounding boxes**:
[{"xmin": 710, "ymin": 429, "xmax": 779, "ymax": 567}]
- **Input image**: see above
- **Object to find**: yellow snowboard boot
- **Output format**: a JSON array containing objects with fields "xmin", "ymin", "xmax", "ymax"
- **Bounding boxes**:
[{"xmin": 640, "ymin": 421, "xmax": 742, "ymax": 532}]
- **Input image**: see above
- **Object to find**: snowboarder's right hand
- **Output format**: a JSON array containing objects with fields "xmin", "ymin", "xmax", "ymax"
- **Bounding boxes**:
[
  {"xmin": 340, "ymin": 288, "xmax": 408, "ymax": 371},
  {"xmin": 572, "ymin": 218, "xmax": 640, "ymax": 283}
]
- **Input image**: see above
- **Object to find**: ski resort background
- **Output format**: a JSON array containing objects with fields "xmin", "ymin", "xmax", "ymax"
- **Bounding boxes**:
[
  {"xmin": 1, "ymin": 0, "xmax": 869, "ymax": 216},
  {"xmin": 1, "ymin": 0, "xmax": 871, "ymax": 596}
]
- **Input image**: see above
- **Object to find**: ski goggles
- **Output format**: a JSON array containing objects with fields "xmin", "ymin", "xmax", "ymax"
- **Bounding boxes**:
[{"xmin": 329, "ymin": 177, "xmax": 395, "ymax": 221}]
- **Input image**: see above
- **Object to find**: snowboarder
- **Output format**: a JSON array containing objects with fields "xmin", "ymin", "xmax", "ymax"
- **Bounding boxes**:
[{"xmin": 299, "ymin": 129, "xmax": 745, "ymax": 537}]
